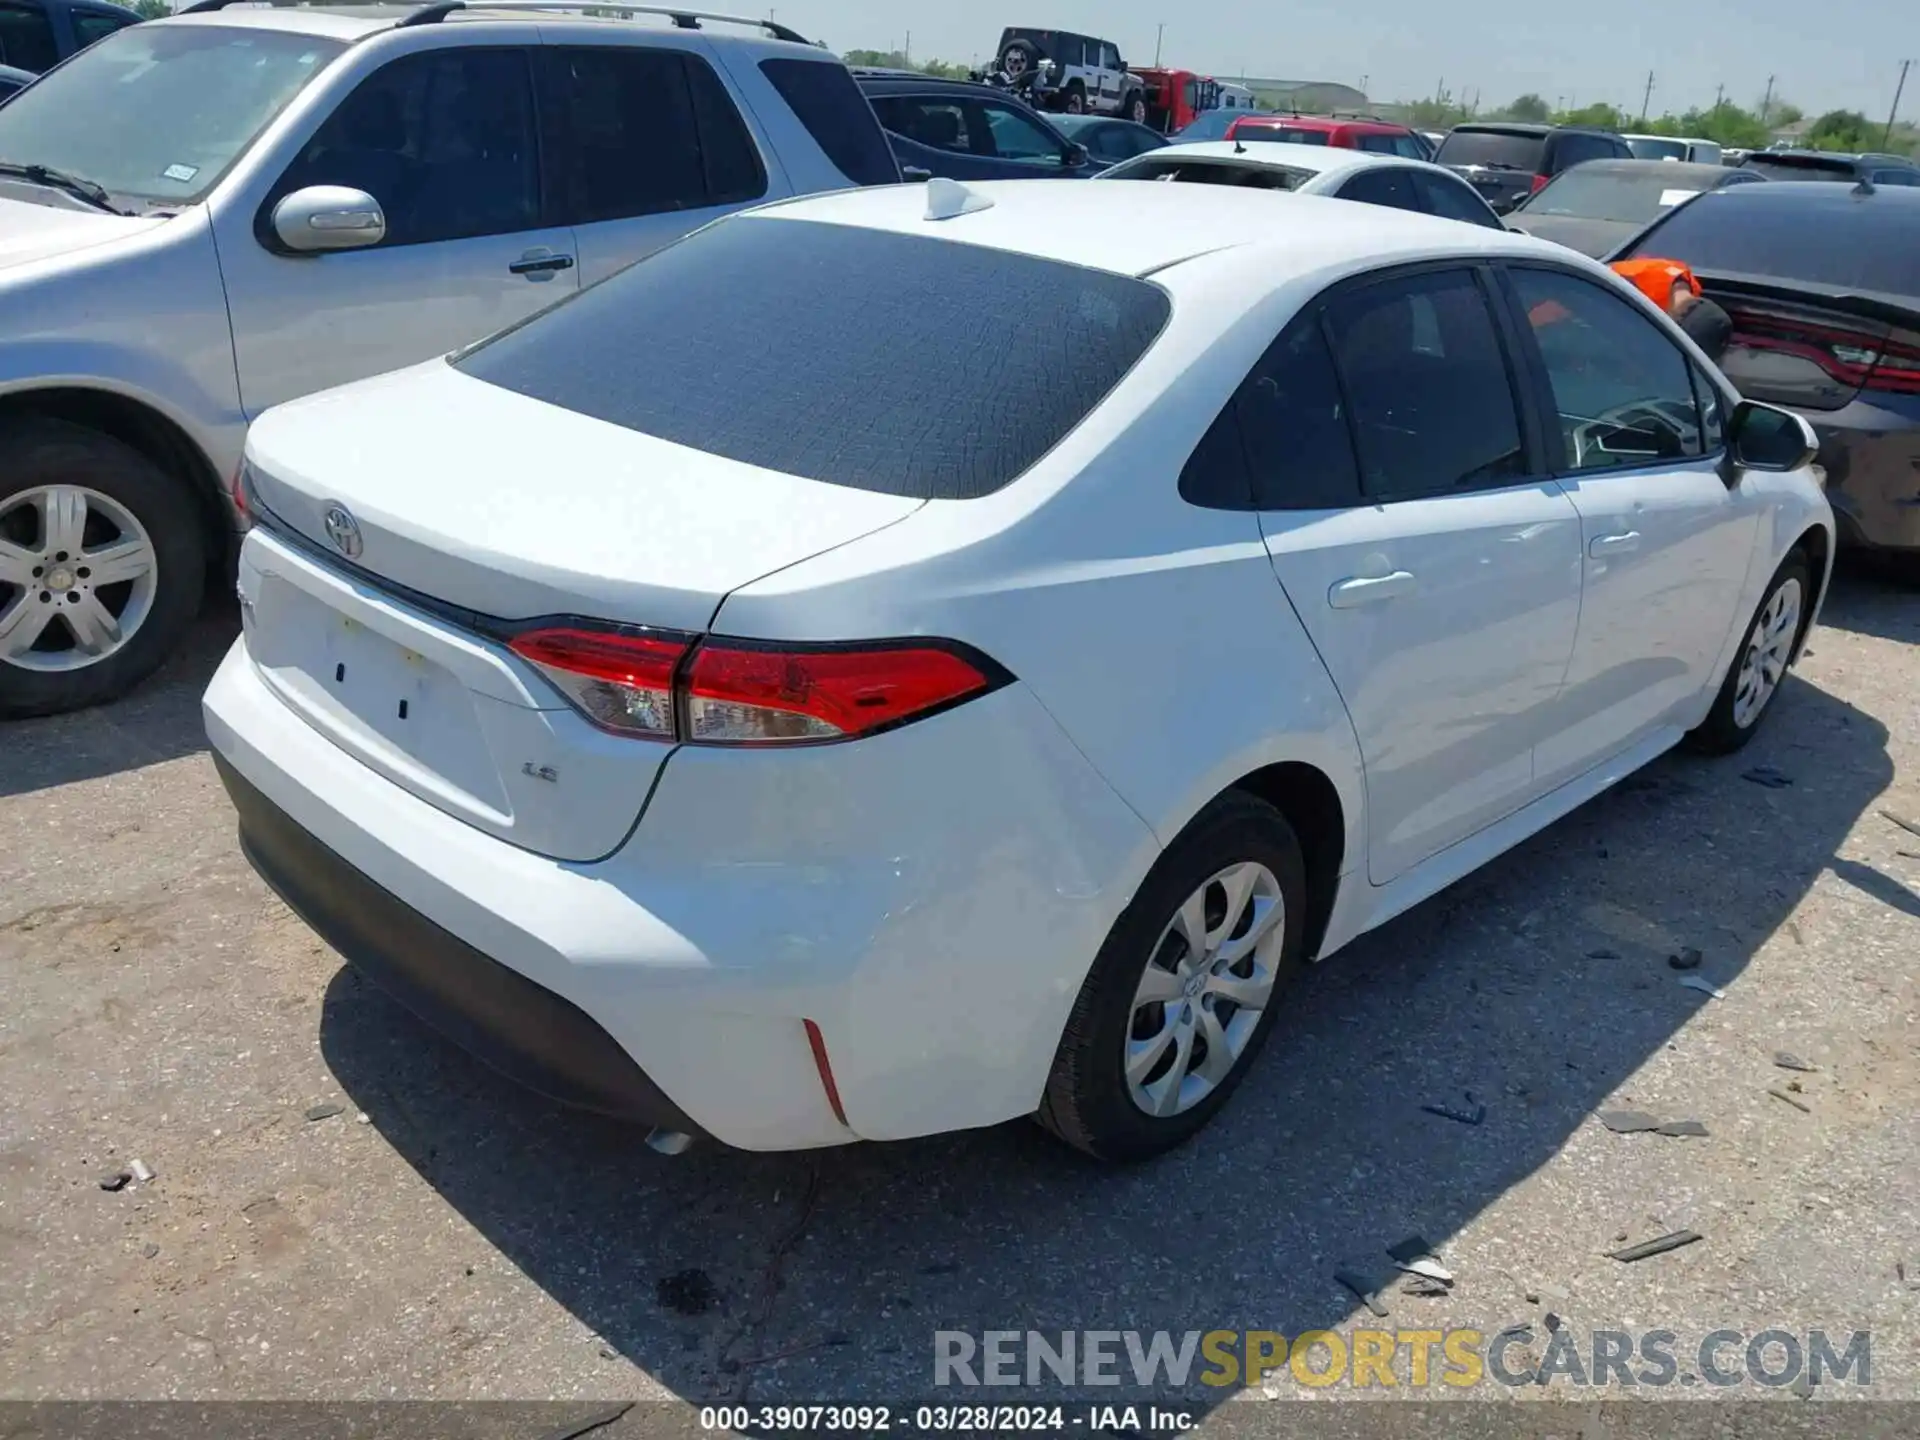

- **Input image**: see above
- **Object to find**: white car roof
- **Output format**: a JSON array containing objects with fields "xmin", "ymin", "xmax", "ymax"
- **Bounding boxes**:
[{"xmin": 751, "ymin": 178, "xmax": 1580, "ymax": 282}]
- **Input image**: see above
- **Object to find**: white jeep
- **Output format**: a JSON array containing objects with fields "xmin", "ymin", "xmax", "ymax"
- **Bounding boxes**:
[
  {"xmin": 992, "ymin": 27, "xmax": 1146, "ymax": 123},
  {"xmin": 0, "ymin": 0, "xmax": 898, "ymax": 717}
]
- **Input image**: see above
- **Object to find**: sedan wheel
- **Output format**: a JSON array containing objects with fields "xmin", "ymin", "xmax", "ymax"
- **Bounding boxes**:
[
  {"xmin": 1126, "ymin": 862, "xmax": 1283, "ymax": 1117},
  {"xmin": 1685, "ymin": 549, "xmax": 1813, "ymax": 754},
  {"xmin": 1037, "ymin": 792, "xmax": 1306, "ymax": 1161}
]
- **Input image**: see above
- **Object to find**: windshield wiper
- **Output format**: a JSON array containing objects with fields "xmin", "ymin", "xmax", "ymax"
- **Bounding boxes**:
[{"xmin": 0, "ymin": 161, "xmax": 129, "ymax": 216}]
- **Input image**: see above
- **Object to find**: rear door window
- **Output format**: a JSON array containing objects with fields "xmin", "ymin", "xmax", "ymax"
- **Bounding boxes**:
[
  {"xmin": 1323, "ymin": 268, "xmax": 1527, "ymax": 499},
  {"xmin": 539, "ymin": 47, "xmax": 765, "ymax": 224},
  {"xmin": 0, "ymin": 1, "xmax": 57, "ymax": 72},
  {"xmin": 1415, "ymin": 170, "xmax": 1502, "ymax": 227},
  {"xmin": 455, "ymin": 216, "xmax": 1171, "ymax": 500},
  {"xmin": 1548, "ymin": 131, "xmax": 1620, "ymax": 173},
  {"xmin": 276, "ymin": 48, "xmax": 541, "ymax": 247},
  {"xmin": 1871, "ymin": 168, "xmax": 1920, "ymax": 186},
  {"xmin": 1337, "ymin": 166, "xmax": 1425, "ymax": 215},
  {"xmin": 758, "ymin": 57, "xmax": 898, "ymax": 186}
]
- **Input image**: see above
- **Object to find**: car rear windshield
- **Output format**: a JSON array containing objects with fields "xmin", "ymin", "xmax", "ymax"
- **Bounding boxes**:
[
  {"xmin": 1626, "ymin": 136, "xmax": 1689, "ymax": 161},
  {"xmin": 1740, "ymin": 155, "xmax": 1855, "ymax": 181},
  {"xmin": 1531, "ymin": 168, "xmax": 1706, "ymax": 223},
  {"xmin": 454, "ymin": 217, "xmax": 1172, "ymax": 500},
  {"xmin": 0, "ymin": 25, "xmax": 344, "ymax": 207},
  {"xmin": 1108, "ymin": 157, "xmax": 1308, "ymax": 189},
  {"xmin": 1244, "ymin": 126, "xmax": 1330, "ymax": 146},
  {"xmin": 1626, "ymin": 193, "xmax": 1920, "ymax": 297},
  {"xmin": 1435, "ymin": 128, "xmax": 1546, "ymax": 172}
]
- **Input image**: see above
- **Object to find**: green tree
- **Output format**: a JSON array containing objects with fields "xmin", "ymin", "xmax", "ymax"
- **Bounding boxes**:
[
  {"xmin": 1504, "ymin": 93, "xmax": 1550, "ymax": 123},
  {"xmin": 842, "ymin": 49, "xmax": 970, "ymax": 80},
  {"xmin": 1555, "ymin": 101, "xmax": 1628, "ymax": 130},
  {"xmin": 129, "ymin": 0, "xmax": 170, "ymax": 15},
  {"xmin": 1805, "ymin": 108, "xmax": 1875, "ymax": 151}
]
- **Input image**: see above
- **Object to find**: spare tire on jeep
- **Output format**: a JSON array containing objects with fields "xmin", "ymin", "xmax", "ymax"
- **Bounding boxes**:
[{"xmin": 999, "ymin": 38, "xmax": 1038, "ymax": 78}]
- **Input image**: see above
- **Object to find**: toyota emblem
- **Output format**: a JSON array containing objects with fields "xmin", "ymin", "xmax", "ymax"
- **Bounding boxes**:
[{"xmin": 322, "ymin": 502, "xmax": 363, "ymax": 560}]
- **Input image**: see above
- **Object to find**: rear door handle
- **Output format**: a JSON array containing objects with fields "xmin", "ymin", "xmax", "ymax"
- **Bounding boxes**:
[
  {"xmin": 1589, "ymin": 530, "xmax": 1641, "ymax": 557},
  {"xmin": 510, "ymin": 250, "xmax": 575, "ymax": 278},
  {"xmin": 1328, "ymin": 570, "xmax": 1416, "ymax": 608}
]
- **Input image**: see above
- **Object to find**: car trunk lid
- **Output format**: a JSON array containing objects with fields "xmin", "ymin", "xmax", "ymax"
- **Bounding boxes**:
[
  {"xmin": 1700, "ymin": 272, "xmax": 1920, "ymax": 412},
  {"xmin": 238, "ymin": 361, "xmax": 923, "ymax": 861}
]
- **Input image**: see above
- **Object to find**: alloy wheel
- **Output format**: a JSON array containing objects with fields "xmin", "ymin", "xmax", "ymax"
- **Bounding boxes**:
[
  {"xmin": 1125, "ymin": 861, "xmax": 1284, "ymax": 1117},
  {"xmin": 1731, "ymin": 576, "xmax": 1802, "ymax": 729},
  {"xmin": 0, "ymin": 484, "xmax": 159, "ymax": 673}
]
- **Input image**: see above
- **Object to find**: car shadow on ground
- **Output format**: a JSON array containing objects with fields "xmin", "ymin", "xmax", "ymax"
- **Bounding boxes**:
[
  {"xmin": 1811, "ymin": 555, "xmax": 1920, "ymax": 647},
  {"xmin": 318, "ymin": 601, "xmax": 1894, "ymax": 1413},
  {"xmin": 0, "ymin": 599, "xmax": 236, "ymax": 800}
]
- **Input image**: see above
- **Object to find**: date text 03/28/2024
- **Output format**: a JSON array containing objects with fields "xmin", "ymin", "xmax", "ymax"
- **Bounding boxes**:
[{"xmin": 697, "ymin": 1407, "xmax": 1192, "ymax": 1433}]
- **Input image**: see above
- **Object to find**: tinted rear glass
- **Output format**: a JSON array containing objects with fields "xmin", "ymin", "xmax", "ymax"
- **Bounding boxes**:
[
  {"xmin": 1626, "ymin": 192, "xmax": 1920, "ymax": 297},
  {"xmin": 455, "ymin": 218, "xmax": 1171, "ymax": 500},
  {"xmin": 1627, "ymin": 136, "xmax": 1689, "ymax": 161},
  {"xmin": 1250, "ymin": 127, "xmax": 1330, "ymax": 145},
  {"xmin": 1109, "ymin": 157, "xmax": 1307, "ymax": 189},
  {"xmin": 1741, "ymin": 155, "xmax": 1855, "ymax": 181},
  {"xmin": 759, "ymin": 58, "xmax": 899, "ymax": 186},
  {"xmin": 1530, "ymin": 168, "xmax": 1706, "ymax": 223},
  {"xmin": 1435, "ymin": 128, "xmax": 1545, "ymax": 171}
]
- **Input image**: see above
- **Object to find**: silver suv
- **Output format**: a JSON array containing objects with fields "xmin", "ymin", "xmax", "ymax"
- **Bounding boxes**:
[{"xmin": 0, "ymin": 1, "xmax": 899, "ymax": 717}]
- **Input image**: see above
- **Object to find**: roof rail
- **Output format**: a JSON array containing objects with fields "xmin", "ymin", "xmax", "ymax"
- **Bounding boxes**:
[{"xmin": 180, "ymin": 0, "xmax": 811, "ymax": 42}]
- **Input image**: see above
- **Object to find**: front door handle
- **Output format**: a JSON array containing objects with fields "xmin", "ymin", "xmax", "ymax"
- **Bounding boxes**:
[
  {"xmin": 1589, "ymin": 530, "xmax": 1642, "ymax": 557},
  {"xmin": 510, "ymin": 250, "xmax": 575, "ymax": 279},
  {"xmin": 1328, "ymin": 570, "xmax": 1416, "ymax": 608}
]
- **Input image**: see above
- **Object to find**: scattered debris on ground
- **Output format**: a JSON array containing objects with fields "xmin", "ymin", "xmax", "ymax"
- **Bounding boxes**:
[
  {"xmin": 1607, "ymin": 1230, "xmax": 1702, "ymax": 1263},
  {"xmin": 98, "ymin": 1169, "xmax": 130, "ymax": 1192},
  {"xmin": 1773, "ymin": 1051, "xmax": 1817, "ymax": 1072},
  {"xmin": 1741, "ymin": 767, "xmax": 1794, "ymax": 789},
  {"xmin": 1386, "ymin": 1235, "xmax": 1454, "ymax": 1284},
  {"xmin": 1598, "ymin": 1110, "xmax": 1706, "ymax": 1137},
  {"xmin": 1678, "ymin": 975, "xmax": 1726, "ymax": 999},
  {"xmin": 304, "ymin": 1103, "xmax": 345, "ymax": 1122},
  {"xmin": 1400, "ymin": 1275, "xmax": 1450, "ymax": 1297},
  {"xmin": 1334, "ymin": 1263, "xmax": 1391, "ymax": 1317},
  {"xmin": 1667, "ymin": 946, "xmax": 1703, "ymax": 971},
  {"xmin": 141, "ymin": 1243, "xmax": 160, "ymax": 1259},
  {"xmin": 1586, "ymin": 947, "xmax": 1621, "ymax": 960},
  {"xmin": 1879, "ymin": 809, "xmax": 1920, "ymax": 840},
  {"xmin": 1421, "ymin": 1094, "xmax": 1486, "ymax": 1126},
  {"xmin": 1767, "ymin": 1087, "xmax": 1813, "ymax": 1114}
]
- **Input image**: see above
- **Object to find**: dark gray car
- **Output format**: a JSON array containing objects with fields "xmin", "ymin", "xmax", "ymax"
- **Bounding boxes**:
[{"xmin": 1508, "ymin": 159, "xmax": 1766, "ymax": 257}]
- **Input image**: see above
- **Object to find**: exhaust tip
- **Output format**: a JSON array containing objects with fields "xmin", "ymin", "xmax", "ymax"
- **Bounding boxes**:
[{"xmin": 646, "ymin": 1127, "xmax": 695, "ymax": 1156}]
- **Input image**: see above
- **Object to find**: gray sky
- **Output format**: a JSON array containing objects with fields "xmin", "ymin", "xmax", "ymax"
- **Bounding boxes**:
[{"xmin": 789, "ymin": 0, "xmax": 1918, "ymax": 122}]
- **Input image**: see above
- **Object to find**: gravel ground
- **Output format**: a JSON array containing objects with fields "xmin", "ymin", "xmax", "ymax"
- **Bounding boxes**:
[{"xmin": 1, "ymin": 566, "xmax": 1917, "ymax": 1416}]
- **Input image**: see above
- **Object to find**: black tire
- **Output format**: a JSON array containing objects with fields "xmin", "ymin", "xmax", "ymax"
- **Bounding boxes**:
[
  {"xmin": 1684, "ymin": 548, "xmax": 1813, "ymax": 755},
  {"xmin": 998, "ymin": 39, "xmax": 1038, "ymax": 78},
  {"xmin": 1036, "ymin": 791, "xmax": 1308, "ymax": 1162},
  {"xmin": 1123, "ymin": 91, "xmax": 1148, "ymax": 124},
  {"xmin": 0, "ymin": 419, "xmax": 207, "ymax": 720},
  {"xmin": 1064, "ymin": 82, "xmax": 1086, "ymax": 115}
]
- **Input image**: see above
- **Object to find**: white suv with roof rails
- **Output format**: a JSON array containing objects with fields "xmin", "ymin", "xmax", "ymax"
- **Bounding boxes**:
[{"xmin": 0, "ymin": 0, "xmax": 899, "ymax": 718}]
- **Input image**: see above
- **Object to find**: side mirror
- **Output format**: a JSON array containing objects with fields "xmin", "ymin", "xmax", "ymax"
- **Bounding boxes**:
[
  {"xmin": 1728, "ymin": 400, "xmax": 1819, "ymax": 473},
  {"xmin": 1063, "ymin": 142, "xmax": 1090, "ymax": 168},
  {"xmin": 271, "ymin": 185, "xmax": 386, "ymax": 253}
]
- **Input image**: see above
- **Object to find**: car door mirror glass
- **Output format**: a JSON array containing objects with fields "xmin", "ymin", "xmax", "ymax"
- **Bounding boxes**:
[
  {"xmin": 1063, "ymin": 142, "xmax": 1089, "ymax": 167},
  {"xmin": 1728, "ymin": 400, "xmax": 1819, "ymax": 473},
  {"xmin": 271, "ymin": 185, "xmax": 386, "ymax": 252}
]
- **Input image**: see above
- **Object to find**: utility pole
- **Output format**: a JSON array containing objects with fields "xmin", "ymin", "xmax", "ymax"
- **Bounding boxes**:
[
  {"xmin": 1639, "ymin": 70, "xmax": 1654, "ymax": 125},
  {"xmin": 1886, "ymin": 59, "xmax": 1913, "ymax": 150},
  {"xmin": 903, "ymin": 31, "xmax": 910, "ymax": 65},
  {"xmin": 1713, "ymin": 82, "xmax": 1724, "ymax": 111},
  {"xmin": 1759, "ymin": 74, "xmax": 1775, "ymax": 126},
  {"xmin": 1154, "ymin": 22, "xmax": 1164, "ymax": 67}
]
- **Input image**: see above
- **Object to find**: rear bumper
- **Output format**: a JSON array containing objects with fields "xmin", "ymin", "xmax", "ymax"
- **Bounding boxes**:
[
  {"xmin": 204, "ymin": 636, "xmax": 1156, "ymax": 1150},
  {"xmin": 217, "ymin": 754, "xmax": 700, "ymax": 1134},
  {"xmin": 1807, "ymin": 405, "xmax": 1920, "ymax": 552}
]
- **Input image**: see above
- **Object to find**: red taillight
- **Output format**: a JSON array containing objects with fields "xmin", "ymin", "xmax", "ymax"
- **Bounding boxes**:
[
  {"xmin": 1529, "ymin": 173, "xmax": 1549, "ymax": 193},
  {"xmin": 685, "ymin": 640, "xmax": 999, "ymax": 745},
  {"xmin": 1725, "ymin": 307, "xmax": 1920, "ymax": 395},
  {"xmin": 508, "ymin": 627, "xmax": 1005, "ymax": 746},
  {"xmin": 508, "ymin": 627, "xmax": 689, "ymax": 740}
]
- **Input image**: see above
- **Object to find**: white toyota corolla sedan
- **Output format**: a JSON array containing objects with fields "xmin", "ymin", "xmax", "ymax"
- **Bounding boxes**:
[{"xmin": 204, "ymin": 179, "xmax": 1832, "ymax": 1162}]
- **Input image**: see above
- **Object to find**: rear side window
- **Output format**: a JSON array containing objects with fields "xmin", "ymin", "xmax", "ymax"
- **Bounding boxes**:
[
  {"xmin": 1324, "ymin": 268, "xmax": 1525, "ymax": 499},
  {"xmin": 1872, "ymin": 168, "xmax": 1920, "ymax": 186},
  {"xmin": 1740, "ymin": 155, "xmax": 1854, "ymax": 181},
  {"xmin": 0, "ymin": 2, "xmax": 56, "ymax": 72},
  {"xmin": 541, "ymin": 48, "xmax": 764, "ymax": 223},
  {"xmin": 456, "ymin": 217, "xmax": 1171, "ymax": 500},
  {"xmin": 1435, "ymin": 128, "xmax": 1545, "ymax": 172},
  {"xmin": 759, "ymin": 58, "xmax": 898, "ymax": 186},
  {"xmin": 1416, "ymin": 171, "xmax": 1501, "ymax": 227},
  {"xmin": 1355, "ymin": 132, "xmax": 1427, "ymax": 159},
  {"xmin": 71, "ymin": 9, "xmax": 133, "ymax": 47},
  {"xmin": 1627, "ymin": 192, "xmax": 1920, "ymax": 295},
  {"xmin": 1338, "ymin": 166, "xmax": 1424, "ymax": 214}
]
